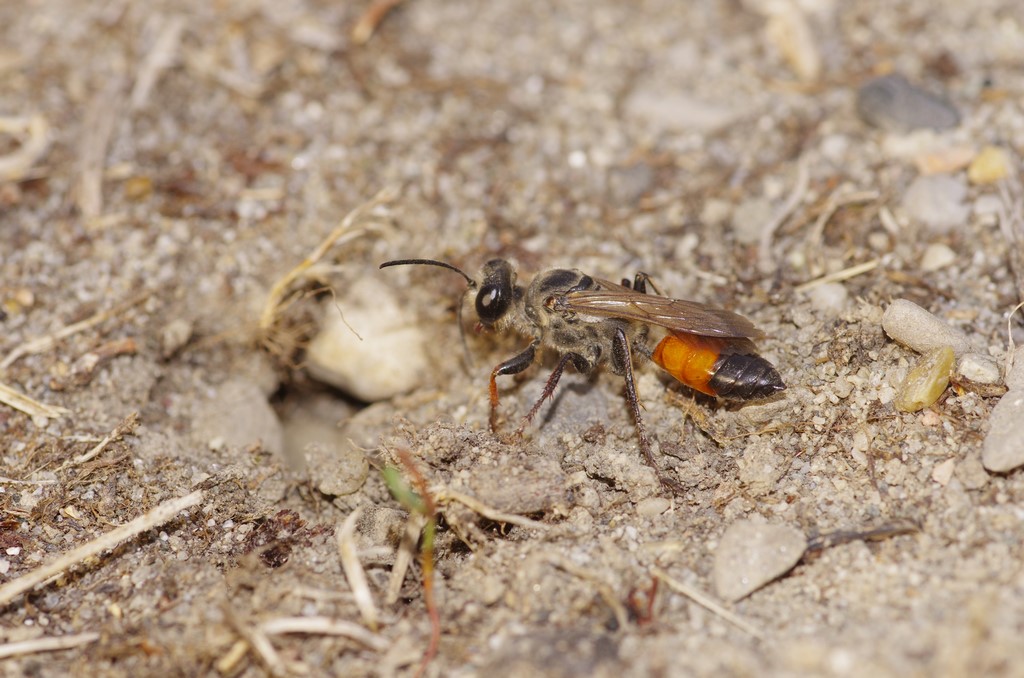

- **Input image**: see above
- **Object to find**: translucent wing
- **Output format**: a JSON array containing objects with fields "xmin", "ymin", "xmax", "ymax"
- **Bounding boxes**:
[{"xmin": 557, "ymin": 278, "xmax": 763, "ymax": 339}]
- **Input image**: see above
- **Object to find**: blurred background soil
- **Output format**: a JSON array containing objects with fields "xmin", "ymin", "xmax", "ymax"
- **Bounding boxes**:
[{"xmin": 1, "ymin": 1, "xmax": 1023, "ymax": 676}]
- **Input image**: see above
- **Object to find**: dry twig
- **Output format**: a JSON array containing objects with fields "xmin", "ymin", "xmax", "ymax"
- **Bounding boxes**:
[
  {"xmin": 794, "ymin": 258, "xmax": 880, "ymax": 293},
  {"xmin": 214, "ymin": 639, "xmax": 250, "ymax": 675},
  {"xmin": 225, "ymin": 610, "xmax": 291, "ymax": 677},
  {"xmin": 386, "ymin": 512, "xmax": 427, "ymax": 605},
  {"xmin": 49, "ymin": 337, "xmax": 138, "ymax": 391},
  {"xmin": 0, "ymin": 289, "xmax": 151, "ymax": 371},
  {"xmin": 337, "ymin": 507, "xmax": 379, "ymax": 631},
  {"xmin": 0, "ymin": 114, "xmax": 50, "ymax": 181},
  {"xmin": 260, "ymin": 616, "xmax": 388, "ymax": 651},
  {"xmin": 384, "ymin": 450, "xmax": 440, "ymax": 678},
  {"xmin": 131, "ymin": 15, "xmax": 186, "ymax": 109},
  {"xmin": 801, "ymin": 189, "xmax": 880, "ymax": 277},
  {"xmin": 758, "ymin": 156, "xmax": 810, "ymax": 274},
  {"xmin": 59, "ymin": 411, "xmax": 140, "ymax": 470},
  {"xmin": 73, "ymin": 77, "xmax": 125, "ymax": 218},
  {"xmin": 0, "ymin": 475, "xmax": 56, "ymax": 485},
  {"xmin": 352, "ymin": 0, "xmax": 405, "ymax": 44},
  {"xmin": 0, "ymin": 381, "xmax": 68, "ymax": 420},
  {"xmin": 539, "ymin": 554, "xmax": 630, "ymax": 631},
  {"xmin": 0, "ymin": 489, "xmax": 204, "ymax": 607},
  {"xmin": 652, "ymin": 567, "xmax": 764, "ymax": 639},
  {"xmin": 258, "ymin": 187, "xmax": 395, "ymax": 358},
  {"xmin": 432, "ymin": 488, "xmax": 550, "ymax": 531},
  {"xmin": 0, "ymin": 632, "xmax": 100, "ymax": 660}
]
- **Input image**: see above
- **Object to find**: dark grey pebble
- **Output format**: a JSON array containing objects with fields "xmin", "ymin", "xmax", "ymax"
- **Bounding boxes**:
[{"xmin": 856, "ymin": 74, "xmax": 960, "ymax": 132}]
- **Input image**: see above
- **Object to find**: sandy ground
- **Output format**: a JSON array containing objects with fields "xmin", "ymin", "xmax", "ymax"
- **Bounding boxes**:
[{"xmin": 2, "ymin": 1, "xmax": 1024, "ymax": 676}]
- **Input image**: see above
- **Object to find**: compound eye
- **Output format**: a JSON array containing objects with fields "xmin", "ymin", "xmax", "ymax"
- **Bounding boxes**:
[{"xmin": 475, "ymin": 283, "xmax": 509, "ymax": 325}]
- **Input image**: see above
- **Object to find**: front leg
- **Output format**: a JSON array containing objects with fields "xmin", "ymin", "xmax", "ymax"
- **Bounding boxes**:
[
  {"xmin": 516, "ymin": 351, "xmax": 593, "ymax": 435},
  {"xmin": 489, "ymin": 340, "xmax": 539, "ymax": 431}
]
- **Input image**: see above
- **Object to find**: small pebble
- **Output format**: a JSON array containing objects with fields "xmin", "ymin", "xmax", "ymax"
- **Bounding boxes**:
[
  {"xmin": 635, "ymin": 496, "xmax": 671, "ymax": 518},
  {"xmin": 731, "ymin": 197, "xmax": 773, "ymax": 246},
  {"xmin": 900, "ymin": 175, "xmax": 969, "ymax": 235},
  {"xmin": 14, "ymin": 287, "xmax": 34, "ymax": 308},
  {"xmin": 956, "ymin": 455, "xmax": 989, "ymax": 490},
  {"xmin": 982, "ymin": 348, "xmax": 1024, "ymax": 473},
  {"xmin": 790, "ymin": 307, "xmax": 815, "ymax": 329},
  {"xmin": 973, "ymin": 194, "xmax": 1004, "ymax": 219},
  {"xmin": 956, "ymin": 352, "xmax": 1001, "ymax": 385},
  {"xmin": 931, "ymin": 458, "xmax": 955, "ymax": 486},
  {"xmin": 479, "ymin": 575, "xmax": 506, "ymax": 606},
  {"xmin": 881, "ymin": 299, "xmax": 972, "ymax": 356},
  {"xmin": 305, "ymin": 278, "xmax": 428, "ymax": 402},
  {"xmin": 913, "ymin": 145, "xmax": 974, "ymax": 175},
  {"xmin": 737, "ymin": 441, "xmax": 785, "ymax": 496},
  {"xmin": 713, "ymin": 519, "xmax": 807, "ymax": 602},
  {"xmin": 919, "ymin": 243, "xmax": 956, "ymax": 272},
  {"xmin": 967, "ymin": 146, "xmax": 1012, "ymax": 185},
  {"xmin": 160, "ymin": 318, "xmax": 193, "ymax": 359},
  {"xmin": 894, "ymin": 346, "xmax": 955, "ymax": 413},
  {"xmin": 855, "ymin": 73, "xmax": 960, "ymax": 132},
  {"xmin": 982, "ymin": 392, "xmax": 1024, "ymax": 473},
  {"xmin": 805, "ymin": 282, "xmax": 848, "ymax": 316},
  {"xmin": 1006, "ymin": 347, "xmax": 1024, "ymax": 391},
  {"xmin": 624, "ymin": 89, "xmax": 739, "ymax": 134},
  {"xmin": 819, "ymin": 134, "xmax": 849, "ymax": 163},
  {"xmin": 764, "ymin": 4, "xmax": 821, "ymax": 82},
  {"xmin": 700, "ymin": 198, "xmax": 732, "ymax": 226}
]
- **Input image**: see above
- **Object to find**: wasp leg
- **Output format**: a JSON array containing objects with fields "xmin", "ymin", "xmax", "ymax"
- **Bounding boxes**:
[
  {"xmin": 622, "ymin": 272, "xmax": 661, "ymax": 296},
  {"xmin": 515, "ymin": 352, "xmax": 592, "ymax": 436},
  {"xmin": 489, "ymin": 340, "xmax": 538, "ymax": 431},
  {"xmin": 613, "ymin": 327, "xmax": 684, "ymax": 494}
]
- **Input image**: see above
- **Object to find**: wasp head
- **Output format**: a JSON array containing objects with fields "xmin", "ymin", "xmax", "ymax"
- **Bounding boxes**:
[{"xmin": 475, "ymin": 259, "xmax": 518, "ymax": 328}]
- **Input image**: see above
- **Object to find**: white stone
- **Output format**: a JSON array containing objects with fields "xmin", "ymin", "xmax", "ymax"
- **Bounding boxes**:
[
  {"xmin": 956, "ymin": 353, "xmax": 1001, "ymax": 385},
  {"xmin": 305, "ymin": 279, "xmax": 428, "ymax": 402},
  {"xmin": 1005, "ymin": 347, "xmax": 1024, "ymax": 391},
  {"xmin": 806, "ymin": 282, "xmax": 849, "ymax": 315},
  {"xmin": 624, "ymin": 90, "xmax": 739, "ymax": 134},
  {"xmin": 900, "ymin": 175, "xmax": 969, "ymax": 234},
  {"xmin": 919, "ymin": 243, "xmax": 956, "ymax": 272},
  {"xmin": 636, "ymin": 496, "xmax": 671, "ymax": 518},
  {"xmin": 982, "ymin": 392, "xmax": 1024, "ymax": 473},
  {"xmin": 881, "ymin": 299, "xmax": 972, "ymax": 357},
  {"xmin": 713, "ymin": 519, "xmax": 807, "ymax": 602}
]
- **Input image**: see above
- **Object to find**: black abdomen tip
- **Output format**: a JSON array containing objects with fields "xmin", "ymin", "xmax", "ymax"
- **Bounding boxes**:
[{"xmin": 708, "ymin": 353, "xmax": 786, "ymax": 400}]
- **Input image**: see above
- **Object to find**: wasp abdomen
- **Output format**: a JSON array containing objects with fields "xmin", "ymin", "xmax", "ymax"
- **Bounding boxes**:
[
  {"xmin": 651, "ymin": 333, "xmax": 784, "ymax": 400},
  {"xmin": 707, "ymin": 352, "xmax": 785, "ymax": 400}
]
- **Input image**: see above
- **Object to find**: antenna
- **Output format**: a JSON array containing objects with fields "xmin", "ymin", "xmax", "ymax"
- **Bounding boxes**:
[{"xmin": 380, "ymin": 258, "xmax": 478, "ymax": 369}]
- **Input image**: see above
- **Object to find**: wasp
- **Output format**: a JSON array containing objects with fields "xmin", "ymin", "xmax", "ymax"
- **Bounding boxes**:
[{"xmin": 380, "ymin": 258, "xmax": 785, "ymax": 491}]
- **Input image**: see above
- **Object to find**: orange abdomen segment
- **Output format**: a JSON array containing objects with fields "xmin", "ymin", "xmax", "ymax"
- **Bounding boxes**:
[{"xmin": 651, "ymin": 333, "xmax": 726, "ymax": 396}]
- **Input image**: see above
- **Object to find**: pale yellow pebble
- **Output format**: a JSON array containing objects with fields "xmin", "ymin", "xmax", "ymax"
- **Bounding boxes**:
[
  {"xmin": 967, "ymin": 145, "xmax": 1011, "ymax": 185},
  {"xmin": 895, "ymin": 345, "xmax": 955, "ymax": 412}
]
